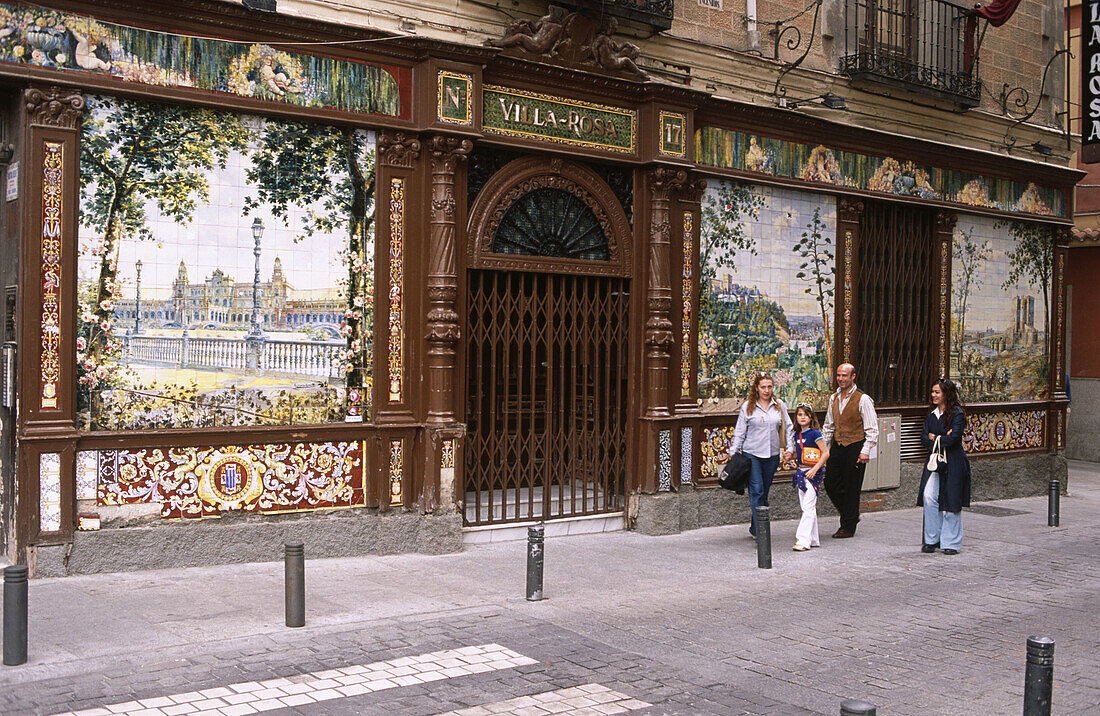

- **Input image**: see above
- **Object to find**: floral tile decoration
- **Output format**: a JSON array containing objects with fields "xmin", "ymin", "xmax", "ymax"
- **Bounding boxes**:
[
  {"xmin": 962, "ymin": 410, "xmax": 1045, "ymax": 453},
  {"xmin": 701, "ymin": 426, "xmax": 737, "ymax": 478},
  {"xmin": 92, "ymin": 441, "xmax": 365, "ymax": 518},
  {"xmin": 39, "ymin": 452, "xmax": 62, "ymax": 531},
  {"xmin": 697, "ymin": 128, "xmax": 1065, "ymax": 218}
]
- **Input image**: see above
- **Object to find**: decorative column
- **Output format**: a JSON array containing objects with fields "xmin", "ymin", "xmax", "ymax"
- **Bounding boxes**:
[
  {"xmin": 934, "ymin": 211, "xmax": 957, "ymax": 379},
  {"xmin": 1052, "ymin": 226, "xmax": 1070, "ymax": 452},
  {"xmin": 375, "ymin": 130, "xmax": 420, "ymax": 427},
  {"xmin": 18, "ymin": 87, "xmax": 84, "ymax": 559},
  {"xmin": 834, "ymin": 198, "xmax": 864, "ymax": 369},
  {"xmin": 426, "ymin": 135, "xmax": 472, "ymax": 425},
  {"xmin": 673, "ymin": 175, "xmax": 707, "ymax": 414},
  {"xmin": 645, "ymin": 167, "xmax": 687, "ymax": 418}
]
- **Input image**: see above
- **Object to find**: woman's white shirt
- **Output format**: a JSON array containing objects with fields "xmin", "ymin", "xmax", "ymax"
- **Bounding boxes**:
[{"xmin": 729, "ymin": 398, "xmax": 796, "ymax": 459}]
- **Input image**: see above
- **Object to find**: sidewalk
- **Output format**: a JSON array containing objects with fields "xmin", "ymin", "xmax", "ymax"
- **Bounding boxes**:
[{"xmin": 1, "ymin": 462, "xmax": 1098, "ymax": 715}]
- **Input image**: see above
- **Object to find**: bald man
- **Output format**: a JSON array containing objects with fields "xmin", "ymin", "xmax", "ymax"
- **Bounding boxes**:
[{"xmin": 820, "ymin": 363, "xmax": 878, "ymax": 538}]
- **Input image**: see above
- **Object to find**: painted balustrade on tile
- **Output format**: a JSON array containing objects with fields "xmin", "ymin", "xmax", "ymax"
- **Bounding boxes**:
[{"xmin": 123, "ymin": 335, "xmax": 344, "ymax": 377}]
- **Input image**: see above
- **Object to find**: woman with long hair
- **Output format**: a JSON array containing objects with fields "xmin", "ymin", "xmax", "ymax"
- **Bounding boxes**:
[
  {"xmin": 918, "ymin": 378, "xmax": 972, "ymax": 555},
  {"xmin": 729, "ymin": 371, "xmax": 795, "ymax": 539}
]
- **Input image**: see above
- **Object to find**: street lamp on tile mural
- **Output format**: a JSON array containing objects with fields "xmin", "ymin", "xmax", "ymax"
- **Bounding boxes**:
[
  {"xmin": 246, "ymin": 216, "xmax": 266, "ymax": 369},
  {"xmin": 133, "ymin": 259, "xmax": 143, "ymax": 336}
]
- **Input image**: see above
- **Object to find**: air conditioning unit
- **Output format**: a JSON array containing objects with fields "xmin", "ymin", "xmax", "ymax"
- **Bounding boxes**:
[{"xmin": 863, "ymin": 413, "xmax": 901, "ymax": 490}]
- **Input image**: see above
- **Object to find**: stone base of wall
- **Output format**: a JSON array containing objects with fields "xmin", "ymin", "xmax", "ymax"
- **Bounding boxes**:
[
  {"xmin": 633, "ymin": 453, "xmax": 1067, "ymax": 536},
  {"xmin": 1067, "ymin": 378, "xmax": 1100, "ymax": 462},
  {"xmin": 29, "ymin": 508, "xmax": 464, "ymax": 578}
]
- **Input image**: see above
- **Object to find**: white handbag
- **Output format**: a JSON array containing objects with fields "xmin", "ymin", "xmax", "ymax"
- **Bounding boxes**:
[{"xmin": 926, "ymin": 435, "xmax": 946, "ymax": 472}]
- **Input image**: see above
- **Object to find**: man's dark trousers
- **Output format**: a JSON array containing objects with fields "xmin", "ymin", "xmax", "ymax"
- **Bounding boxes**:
[{"xmin": 824, "ymin": 440, "xmax": 866, "ymax": 533}]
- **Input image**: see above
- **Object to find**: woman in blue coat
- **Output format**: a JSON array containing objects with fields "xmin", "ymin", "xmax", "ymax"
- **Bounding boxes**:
[{"xmin": 918, "ymin": 379, "xmax": 971, "ymax": 555}]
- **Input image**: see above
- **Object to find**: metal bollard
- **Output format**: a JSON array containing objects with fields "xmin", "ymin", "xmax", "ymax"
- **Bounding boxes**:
[
  {"xmin": 840, "ymin": 700, "xmax": 876, "ymax": 716},
  {"xmin": 284, "ymin": 543, "xmax": 305, "ymax": 628},
  {"xmin": 526, "ymin": 523, "xmax": 544, "ymax": 601},
  {"xmin": 3, "ymin": 565, "xmax": 28, "ymax": 666},
  {"xmin": 1047, "ymin": 480, "xmax": 1060, "ymax": 527},
  {"xmin": 755, "ymin": 506, "xmax": 772, "ymax": 569},
  {"xmin": 1024, "ymin": 636, "xmax": 1054, "ymax": 716}
]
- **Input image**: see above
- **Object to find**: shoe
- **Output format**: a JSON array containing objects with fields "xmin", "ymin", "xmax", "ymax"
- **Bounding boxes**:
[
  {"xmin": 942, "ymin": 548, "xmax": 959, "ymax": 555},
  {"xmin": 832, "ymin": 528, "xmax": 854, "ymax": 538},
  {"xmin": 793, "ymin": 543, "xmax": 809, "ymax": 552},
  {"xmin": 921, "ymin": 543, "xmax": 938, "ymax": 553}
]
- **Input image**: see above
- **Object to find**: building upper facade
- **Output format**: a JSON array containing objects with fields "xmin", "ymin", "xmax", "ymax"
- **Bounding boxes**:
[{"xmin": 281, "ymin": 0, "xmax": 1070, "ymax": 164}]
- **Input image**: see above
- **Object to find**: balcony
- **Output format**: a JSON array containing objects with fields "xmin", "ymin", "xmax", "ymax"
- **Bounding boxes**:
[
  {"xmin": 840, "ymin": 0, "xmax": 981, "ymax": 108},
  {"xmin": 552, "ymin": 0, "xmax": 674, "ymax": 33}
]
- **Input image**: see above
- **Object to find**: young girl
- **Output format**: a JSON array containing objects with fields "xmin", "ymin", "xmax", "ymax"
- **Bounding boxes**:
[{"xmin": 791, "ymin": 403, "xmax": 829, "ymax": 552}]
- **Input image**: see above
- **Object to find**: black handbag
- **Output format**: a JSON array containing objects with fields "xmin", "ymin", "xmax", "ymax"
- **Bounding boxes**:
[{"xmin": 718, "ymin": 452, "xmax": 750, "ymax": 494}]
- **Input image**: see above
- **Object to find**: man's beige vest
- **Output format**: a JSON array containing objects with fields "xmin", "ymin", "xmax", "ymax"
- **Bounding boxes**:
[{"xmin": 832, "ymin": 389, "xmax": 865, "ymax": 446}]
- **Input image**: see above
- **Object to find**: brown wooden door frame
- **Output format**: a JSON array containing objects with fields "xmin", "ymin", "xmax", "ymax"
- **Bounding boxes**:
[{"xmin": 462, "ymin": 154, "xmax": 634, "ymax": 525}]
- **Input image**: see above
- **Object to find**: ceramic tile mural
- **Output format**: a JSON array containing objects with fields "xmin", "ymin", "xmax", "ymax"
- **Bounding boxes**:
[
  {"xmin": 39, "ymin": 452, "xmax": 62, "ymax": 532},
  {"xmin": 77, "ymin": 94, "xmax": 375, "ymax": 430},
  {"xmin": 962, "ymin": 410, "xmax": 1045, "ymax": 453},
  {"xmin": 389, "ymin": 438, "xmax": 403, "ymax": 505},
  {"xmin": 681, "ymin": 211, "xmax": 694, "ymax": 397},
  {"xmin": 40, "ymin": 140, "xmax": 64, "ymax": 409},
  {"xmin": 92, "ymin": 441, "xmax": 364, "ymax": 518},
  {"xmin": 441, "ymin": 438, "xmax": 455, "ymax": 469},
  {"xmin": 698, "ymin": 182, "xmax": 836, "ymax": 410},
  {"xmin": 951, "ymin": 215, "xmax": 1049, "ymax": 402},
  {"xmin": 680, "ymin": 426, "xmax": 693, "ymax": 485},
  {"xmin": 0, "ymin": 3, "xmax": 404, "ymax": 116},
  {"xmin": 388, "ymin": 178, "xmax": 405, "ymax": 403},
  {"xmin": 76, "ymin": 450, "xmax": 97, "ymax": 500},
  {"xmin": 696, "ymin": 128, "xmax": 1065, "ymax": 218},
  {"xmin": 701, "ymin": 425, "xmax": 737, "ymax": 478},
  {"xmin": 658, "ymin": 429, "xmax": 671, "ymax": 490}
]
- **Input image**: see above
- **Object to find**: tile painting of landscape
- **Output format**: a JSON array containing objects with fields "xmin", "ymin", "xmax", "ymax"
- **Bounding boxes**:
[
  {"xmin": 951, "ymin": 215, "xmax": 1050, "ymax": 402},
  {"xmin": 77, "ymin": 95, "xmax": 376, "ymax": 429},
  {"xmin": 698, "ymin": 182, "xmax": 836, "ymax": 411}
]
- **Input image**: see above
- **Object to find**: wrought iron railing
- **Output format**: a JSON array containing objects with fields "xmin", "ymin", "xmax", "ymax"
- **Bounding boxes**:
[
  {"xmin": 552, "ymin": 0, "xmax": 673, "ymax": 32},
  {"xmin": 840, "ymin": 0, "xmax": 981, "ymax": 106}
]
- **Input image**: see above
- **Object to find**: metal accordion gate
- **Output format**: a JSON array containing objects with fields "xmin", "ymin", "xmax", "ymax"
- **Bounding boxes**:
[
  {"xmin": 855, "ymin": 200, "xmax": 939, "ymax": 405},
  {"xmin": 464, "ymin": 270, "xmax": 629, "ymax": 526}
]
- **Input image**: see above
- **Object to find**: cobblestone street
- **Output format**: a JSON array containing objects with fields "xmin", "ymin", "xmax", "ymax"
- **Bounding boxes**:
[{"xmin": 1, "ymin": 462, "xmax": 1098, "ymax": 716}]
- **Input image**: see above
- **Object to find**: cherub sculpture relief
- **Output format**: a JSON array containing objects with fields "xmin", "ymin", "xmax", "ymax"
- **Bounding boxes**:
[
  {"xmin": 585, "ymin": 17, "xmax": 645, "ymax": 78},
  {"xmin": 487, "ymin": 6, "xmax": 568, "ymax": 55},
  {"xmin": 486, "ymin": 7, "xmax": 648, "ymax": 79}
]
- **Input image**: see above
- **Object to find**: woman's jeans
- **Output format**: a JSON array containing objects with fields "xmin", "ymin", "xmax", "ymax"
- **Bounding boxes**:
[
  {"xmin": 923, "ymin": 473, "xmax": 963, "ymax": 550},
  {"xmin": 746, "ymin": 453, "xmax": 780, "ymax": 536}
]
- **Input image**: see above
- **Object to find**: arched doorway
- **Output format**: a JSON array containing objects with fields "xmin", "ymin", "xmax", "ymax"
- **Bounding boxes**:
[{"xmin": 464, "ymin": 157, "xmax": 632, "ymax": 526}]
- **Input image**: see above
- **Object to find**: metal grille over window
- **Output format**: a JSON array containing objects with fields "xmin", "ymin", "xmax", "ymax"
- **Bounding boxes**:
[
  {"xmin": 855, "ymin": 201, "xmax": 938, "ymax": 406},
  {"xmin": 490, "ymin": 188, "xmax": 610, "ymax": 261}
]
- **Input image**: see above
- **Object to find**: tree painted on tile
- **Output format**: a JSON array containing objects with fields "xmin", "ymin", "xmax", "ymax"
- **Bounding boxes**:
[
  {"xmin": 79, "ymin": 95, "xmax": 251, "ymax": 362},
  {"xmin": 1001, "ymin": 221, "xmax": 1051, "ymax": 337},
  {"xmin": 243, "ymin": 120, "xmax": 376, "ymax": 405},
  {"xmin": 951, "ymin": 225, "xmax": 992, "ymax": 358},
  {"xmin": 793, "ymin": 207, "xmax": 834, "ymax": 377}
]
